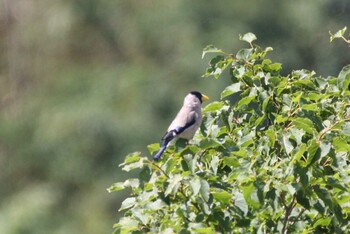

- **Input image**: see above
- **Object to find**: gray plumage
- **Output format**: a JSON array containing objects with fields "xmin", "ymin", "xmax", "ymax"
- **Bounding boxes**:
[{"xmin": 153, "ymin": 91, "xmax": 209, "ymax": 161}]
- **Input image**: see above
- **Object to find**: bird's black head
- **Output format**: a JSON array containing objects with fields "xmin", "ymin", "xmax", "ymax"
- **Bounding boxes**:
[{"xmin": 190, "ymin": 91, "xmax": 204, "ymax": 103}]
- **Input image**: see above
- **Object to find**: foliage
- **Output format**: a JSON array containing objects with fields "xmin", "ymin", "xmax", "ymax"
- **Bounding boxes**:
[
  {"xmin": 330, "ymin": 27, "xmax": 350, "ymax": 45},
  {"xmin": 109, "ymin": 33, "xmax": 350, "ymax": 233}
]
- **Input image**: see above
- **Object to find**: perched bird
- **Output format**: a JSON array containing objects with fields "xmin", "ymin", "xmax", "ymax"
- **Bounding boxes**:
[{"xmin": 153, "ymin": 91, "xmax": 209, "ymax": 161}]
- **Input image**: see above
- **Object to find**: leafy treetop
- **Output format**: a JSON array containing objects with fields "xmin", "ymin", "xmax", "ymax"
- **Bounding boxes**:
[{"xmin": 109, "ymin": 33, "xmax": 350, "ymax": 234}]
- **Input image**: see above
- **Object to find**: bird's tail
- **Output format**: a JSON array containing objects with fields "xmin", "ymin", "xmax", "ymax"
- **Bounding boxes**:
[
  {"xmin": 153, "ymin": 145, "xmax": 167, "ymax": 161},
  {"xmin": 153, "ymin": 130, "xmax": 178, "ymax": 161}
]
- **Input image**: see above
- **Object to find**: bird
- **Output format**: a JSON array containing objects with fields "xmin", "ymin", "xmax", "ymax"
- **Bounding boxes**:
[{"xmin": 153, "ymin": 91, "xmax": 209, "ymax": 161}]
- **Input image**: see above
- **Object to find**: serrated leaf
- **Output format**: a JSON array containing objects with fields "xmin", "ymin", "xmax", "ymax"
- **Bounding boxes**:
[
  {"xmin": 221, "ymin": 83, "xmax": 241, "ymax": 99},
  {"xmin": 292, "ymin": 118, "xmax": 316, "ymax": 135},
  {"xmin": 240, "ymin": 32, "xmax": 257, "ymax": 44}
]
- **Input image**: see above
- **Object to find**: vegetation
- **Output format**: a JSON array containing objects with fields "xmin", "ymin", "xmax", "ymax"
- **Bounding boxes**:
[
  {"xmin": 109, "ymin": 33, "xmax": 350, "ymax": 233},
  {"xmin": 1, "ymin": 1, "xmax": 350, "ymax": 233}
]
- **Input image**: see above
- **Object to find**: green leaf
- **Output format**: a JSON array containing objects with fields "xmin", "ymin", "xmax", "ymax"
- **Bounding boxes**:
[
  {"xmin": 107, "ymin": 182, "xmax": 125, "ymax": 193},
  {"xmin": 202, "ymin": 45, "xmax": 224, "ymax": 58},
  {"xmin": 292, "ymin": 118, "xmax": 316, "ymax": 135},
  {"xmin": 122, "ymin": 160, "xmax": 144, "ymax": 172},
  {"xmin": 266, "ymin": 129, "xmax": 276, "ymax": 147},
  {"xmin": 222, "ymin": 156, "xmax": 240, "ymax": 167},
  {"xmin": 114, "ymin": 217, "xmax": 139, "ymax": 233},
  {"xmin": 333, "ymin": 137, "xmax": 350, "ymax": 152},
  {"xmin": 123, "ymin": 152, "xmax": 142, "ymax": 164},
  {"xmin": 234, "ymin": 192, "xmax": 248, "ymax": 215},
  {"xmin": 165, "ymin": 174, "xmax": 182, "ymax": 196},
  {"xmin": 147, "ymin": 143, "xmax": 159, "ymax": 154},
  {"xmin": 306, "ymin": 139, "xmax": 321, "ymax": 166},
  {"xmin": 203, "ymin": 101, "xmax": 225, "ymax": 113},
  {"xmin": 190, "ymin": 177, "xmax": 201, "ymax": 196},
  {"xmin": 330, "ymin": 26, "xmax": 347, "ymax": 42},
  {"xmin": 239, "ymin": 32, "xmax": 257, "ymax": 44},
  {"xmin": 342, "ymin": 122, "xmax": 350, "ymax": 136},
  {"xmin": 293, "ymin": 143, "xmax": 307, "ymax": 163},
  {"xmin": 296, "ymin": 190, "xmax": 310, "ymax": 209},
  {"xmin": 236, "ymin": 48, "xmax": 253, "ymax": 61},
  {"xmin": 237, "ymin": 95, "xmax": 256, "ymax": 109},
  {"xmin": 212, "ymin": 191, "xmax": 232, "ymax": 205},
  {"xmin": 314, "ymin": 186, "xmax": 333, "ymax": 209},
  {"xmin": 200, "ymin": 179, "xmax": 210, "ymax": 202},
  {"xmin": 313, "ymin": 217, "xmax": 331, "ymax": 228},
  {"xmin": 338, "ymin": 64, "xmax": 350, "ymax": 91},
  {"xmin": 283, "ymin": 134, "xmax": 294, "ymax": 155},
  {"xmin": 221, "ymin": 83, "xmax": 241, "ymax": 99},
  {"xmin": 210, "ymin": 155, "xmax": 219, "ymax": 175},
  {"xmin": 119, "ymin": 197, "xmax": 136, "ymax": 211},
  {"xmin": 301, "ymin": 103, "xmax": 319, "ymax": 111},
  {"xmin": 242, "ymin": 181, "xmax": 261, "ymax": 209}
]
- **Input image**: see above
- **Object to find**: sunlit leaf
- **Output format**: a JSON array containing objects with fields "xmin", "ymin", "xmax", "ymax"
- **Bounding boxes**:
[
  {"xmin": 239, "ymin": 32, "xmax": 257, "ymax": 44},
  {"xmin": 283, "ymin": 134, "xmax": 294, "ymax": 155},
  {"xmin": 200, "ymin": 180, "xmax": 210, "ymax": 202},
  {"xmin": 212, "ymin": 191, "xmax": 232, "ymax": 205},
  {"xmin": 190, "ymin": 177, "xmax": 201, "ymax": 196},
  {"xmin": 119, "ymin": 197, "xmax": 136, "ymax": 211},
  {"xmin": 203, "ymin": 101, "xmax": 225, "ymax": 113},
  {"xmin": 221, "ymin": 83, "xmax": 241, "ymax": 99},
  {"xmin": 202, "ymin": 45, "xmax": 224, "ymax": 58},
  {"xmin": 234, "ymin": 192, "xmax": 248, "ymax": 215},
  {"xmin": 292, "ymin": 118, "xmax": 316, "ymax": 135},
  {"xmin": 165, "ymin": 174, "xmax": 182, "ymax": 196}
]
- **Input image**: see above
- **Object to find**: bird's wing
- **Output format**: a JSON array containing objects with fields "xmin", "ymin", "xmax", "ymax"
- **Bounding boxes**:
[{"xmin": 162, "ymin": 111, "xmax": 197, "ymax": 140}]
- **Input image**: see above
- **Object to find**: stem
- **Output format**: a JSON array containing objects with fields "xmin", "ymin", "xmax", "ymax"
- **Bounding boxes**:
[
  {"xmin": 317, "ymin": 118, "xmax": 350, "ymax": 144},
  {"xmin": 282, "ymin": 195, "xmax": 296, "ymax": 234},
  {"xmin": 149, "ymin": 161, "xmax": 170, "ymax": 178}
]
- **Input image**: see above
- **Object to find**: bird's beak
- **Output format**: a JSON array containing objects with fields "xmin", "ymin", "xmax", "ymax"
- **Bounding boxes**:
[{"xmin": 202, "ymin": 94, "xmax": 209, "ymax": 102}]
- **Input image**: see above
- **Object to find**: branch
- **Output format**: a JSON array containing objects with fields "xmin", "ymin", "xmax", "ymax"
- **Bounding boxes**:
[{"xmin": 281, "ymin": 195, "xmax": 296, "ymax": 234}]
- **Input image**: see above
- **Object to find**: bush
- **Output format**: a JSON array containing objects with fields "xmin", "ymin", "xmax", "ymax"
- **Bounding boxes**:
[{"xmin": 109, "ymin": 33, "xmax": 350, "ymax": 233}]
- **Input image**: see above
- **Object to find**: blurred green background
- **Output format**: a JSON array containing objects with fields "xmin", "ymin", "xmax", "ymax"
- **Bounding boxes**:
[{"xmin": 0, "ymin": 1, "xmax": 349, "ymax": 233}]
